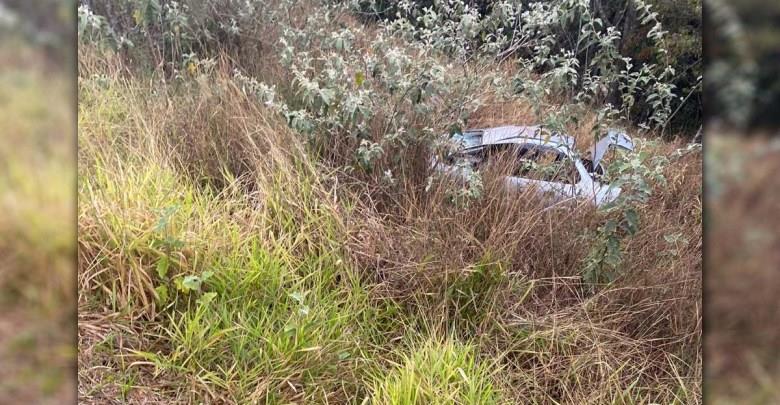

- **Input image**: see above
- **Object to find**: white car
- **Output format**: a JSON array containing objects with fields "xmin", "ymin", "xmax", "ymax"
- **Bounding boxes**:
[{"xmin": 434, "ymin": 125, "xmax": 634, "ymax": 207}]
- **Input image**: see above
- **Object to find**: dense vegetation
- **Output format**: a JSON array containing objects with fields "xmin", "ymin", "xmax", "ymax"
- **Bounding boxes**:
[
  {"xmin": 352, "ymin": 0, "xmax": 702, "ymax": 134},
  {"xmin": 80, "ymin": 0, "xmax": 701, "ymax": 138},
  {"xmin": 77, "ymin": 0, "xmax": 702, "ymax": 403}
]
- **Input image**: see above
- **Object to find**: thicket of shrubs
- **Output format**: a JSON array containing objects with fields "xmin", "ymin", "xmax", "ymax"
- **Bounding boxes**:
[
  {"xmin": 352, "ymin": 0, "xmax": 701, "ymax": 134},
  {"xmin": 79, "ymin": 0, "xmax": 701, "ymax": 136}
]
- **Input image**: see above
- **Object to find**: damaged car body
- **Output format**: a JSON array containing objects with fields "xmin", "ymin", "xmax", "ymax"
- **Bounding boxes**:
[{"xmin": 434, "ymin": 125, "xmax": 635, "ymax": 207}]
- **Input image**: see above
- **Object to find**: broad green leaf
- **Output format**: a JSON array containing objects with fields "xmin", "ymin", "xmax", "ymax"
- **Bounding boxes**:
[
  {"xmin": 154, "ymin": 285, "xmax": 169, "ymax": 305},
  {"xmin": 174, "ymin": 277, "xmax": 185, "ymax": 293},
  {"xmin": 624, "ymin": 208, "xmax": 640, "ymax": 235},
  {"xmin": 197, "ymin": 292, "xmax": 217, "ymax": 307},
  {"xmin": 182, "ymin": 275, "xmax": 202, "ymax": 292},
  {"xmin": 156, "ymin": 256, "xmax": 170, "ymax": 279}
]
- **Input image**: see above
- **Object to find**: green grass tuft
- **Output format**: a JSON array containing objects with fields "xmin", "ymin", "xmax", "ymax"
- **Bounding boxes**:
[{"xmin": 370, "ymin": 338, "xmax": 500, "ymax": 405}]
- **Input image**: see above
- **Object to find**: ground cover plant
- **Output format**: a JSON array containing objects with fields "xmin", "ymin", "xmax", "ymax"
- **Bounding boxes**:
[{"xmin": 78, "ymin": 0, "xmax": 702, "ymax": 403}]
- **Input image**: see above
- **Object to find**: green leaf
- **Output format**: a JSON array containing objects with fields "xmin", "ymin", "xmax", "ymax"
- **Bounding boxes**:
[
  {"xmin": 624, "ymin": 208, "xmax": 640, "ymax": 235},
  {"xmin": 132, "ymin": 9, "xmax": 143, "ymax": 26},
  {"xmin": 320, "ymin": 88, "xmax": 335, "ymax": 106},
  {"xmin": 605, "ymin": 237, "xmax": 621, "ymax": 268},
  {"xmin": 289, "ymin": 291, "xmax": 305, "ymax": 304},
  {"xmin": 603, "ymin": 219, "xmax": 617, "ymax": 234},
  {"xmin": 298, "ymin": 305, "xmax": 310, "ymax": 316},
  {"xmin": 154, "ymin": 285, "xmax": 169, "ymax": 305},
  {"xmin": 354, "ymin": 71, "xmax": 365, "ymax": 87},
  {"xmin": 154, "ymin": 205, "xmax": 178, "ymax": 233},
  {"xmin": 156, "ymin": 256, "xmax": 170, "ymax": 279},
  {"xmin": 410, "ymin": 87, "xmax": 422, "ymax": 104},
  {"xmin": 174, "ymin": 277, "xmax": 186, "ymax": 293},
  {"xmin": 182, "ymin": 275, "xmax": 202, "ymax": 292},
  {"xmin": 197, "ymin": 292, "xmax": 217, "ymax": 307}
]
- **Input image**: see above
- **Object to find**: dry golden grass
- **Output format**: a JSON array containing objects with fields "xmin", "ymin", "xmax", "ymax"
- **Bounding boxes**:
[{"xmin": 345, "ymin": 133, "xmax": 701, "ymax": 403}]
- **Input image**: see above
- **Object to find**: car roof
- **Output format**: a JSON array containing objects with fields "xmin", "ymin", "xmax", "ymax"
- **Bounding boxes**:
[{"xmin": 459, "ymin": 125, "xmax": 576, "ymax": 152}]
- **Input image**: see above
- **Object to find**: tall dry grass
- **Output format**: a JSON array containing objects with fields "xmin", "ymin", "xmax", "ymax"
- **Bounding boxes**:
[{"xmin": 345, "ymin": 127, "xmax": 702, "ymax": 403}]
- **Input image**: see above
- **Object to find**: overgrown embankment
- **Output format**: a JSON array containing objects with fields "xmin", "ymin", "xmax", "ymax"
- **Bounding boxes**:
[{"xmin": 78, "ymin": 0, "xmax": 702, "ymax": 403}]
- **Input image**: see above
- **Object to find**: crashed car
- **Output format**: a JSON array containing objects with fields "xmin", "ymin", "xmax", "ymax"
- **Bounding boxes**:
[{"xmin": 434, "ymin": 125, "xmax": 634, "ymax": 207}]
